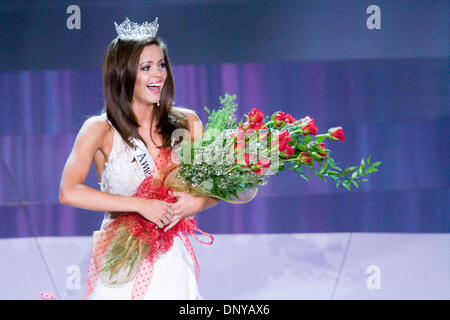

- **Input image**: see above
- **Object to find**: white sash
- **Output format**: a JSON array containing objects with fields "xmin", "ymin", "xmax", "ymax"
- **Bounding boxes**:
[{"xmin": 128, "ymin": 137, "xmax": 154, "ymax": 177}]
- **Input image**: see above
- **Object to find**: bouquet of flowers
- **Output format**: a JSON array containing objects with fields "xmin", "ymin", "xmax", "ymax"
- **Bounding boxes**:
[
  {"xmin": 170, "ymin": 93, "xmax": 380, "ymax": 201},
  {"xmin": 85, "ymin": 93, "xmax": 380, "ymax": 299}
]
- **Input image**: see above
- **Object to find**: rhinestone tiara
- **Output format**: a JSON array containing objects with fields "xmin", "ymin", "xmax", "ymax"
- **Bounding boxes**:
[{"xmin": 114, "ymin": 17, "xmax": 159, "ymax": 41}]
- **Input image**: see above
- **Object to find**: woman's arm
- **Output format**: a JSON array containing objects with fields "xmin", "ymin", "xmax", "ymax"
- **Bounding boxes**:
[
  {"xmin": 59, "ymin": 116, "xmax": 174, "ymax": 228},
  {"xmin": 165, "ymin": 110, "xmax": 220, "ymax": 231},
  {"xmin": 181, "ymin": 108, "xmax": 221, "ymax": 211}
]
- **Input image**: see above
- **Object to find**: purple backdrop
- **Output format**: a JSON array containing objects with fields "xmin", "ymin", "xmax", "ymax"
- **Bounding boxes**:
[{"xmin": 0, "ymin": 57, "xmax": 449, "ymax": 237}]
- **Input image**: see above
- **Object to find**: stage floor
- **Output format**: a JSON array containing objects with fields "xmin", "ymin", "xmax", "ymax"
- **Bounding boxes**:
[{"xmin": 1, "ymin": 233, "xmax": 448, "ymax": 300}]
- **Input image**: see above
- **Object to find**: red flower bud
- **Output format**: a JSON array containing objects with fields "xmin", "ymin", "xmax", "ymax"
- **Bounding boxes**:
[
  {"xmin": 317, "ymin": 143, "xmax": 328, "ymax": 158},
  {"xmin": 273, "ymin": 111, "xmax": 296, "ymax": 127},
  {"xmin": 280, "ymin": 144, "xmax": 295, "ymax": 159},
  {"xmin": 251, "ymin": 158, "xmax": 271, "ymax": 176},
  {"xmin": 238, "ymin": 120, "xmax": 264, "ymax": 133},
  {"xmin": 328, "ymin": 126, "xmax": 345, "ymax": 142},
  {"xmin": 299, "ymin": 151, "xmax": 312, "ymax": 164},
  {"xmin": 302, "ymin": 119, "xmax": 317, "ymax": 136},
  {"xmin": 248, "ymin": 107, "xmax": 264, "ymax": 124},
  {"xmin": 272, "ymin": 129, "xmax": 291, "ymax": 152},
  {"xmin": 252, "ymin": 121, "xmax": 263, "ymax": 131}
]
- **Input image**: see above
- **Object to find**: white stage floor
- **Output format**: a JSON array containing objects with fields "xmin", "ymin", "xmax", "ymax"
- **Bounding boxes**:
[{"xmin": 0, "ymin": 233, "xmax": 448, "ymax": 300}]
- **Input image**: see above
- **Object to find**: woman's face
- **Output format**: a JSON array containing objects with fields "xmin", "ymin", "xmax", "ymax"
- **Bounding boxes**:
[{"xmin": 133, "ymin": 44, "xmax": 167, "ymax": 106}]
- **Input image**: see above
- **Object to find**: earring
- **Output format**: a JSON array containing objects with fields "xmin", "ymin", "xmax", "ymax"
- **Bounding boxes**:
[{"xmin": 157, "ymin": 101, "xmax": 160, "ymax": 107}]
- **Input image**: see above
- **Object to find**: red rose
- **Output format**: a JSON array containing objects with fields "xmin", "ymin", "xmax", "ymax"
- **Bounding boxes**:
[
  {"xmin": 239, "ymin": 108, "xmax": 265, "ymax": 132},
  {"xmin": 273, "ymin": 111, "xmax": 296, "ymax": 127},
  {"xmin": 328, "ymin": 126, "xmax": 345, "ymax": 142},
  {"xmin": 286, "ymin": 114, "xmax": 296, "ymax": 123},
  {"xmin": 271, "ymin": 129, "xmax": 295, "ymax": 158},
  {"xmin": 299, "ymin": 151, "xmax": 312, "ymax": 164},
  {"xmin": 302, "ymin": 119, "xmax": 317, "ymax": 136},
  {"xmin": 317, "ymin": 143, "xmax": 328, "ymax": 158},
  {"xmin": 280, "ymin": 144, "xmax": 295, "ymax": 159},
  {"xmin": 248, "ymin": 107, "xmax": 264, "ymax": 124},
  {"xmin": 252, "ymin": 121, "xmax": 263, "ymax": 131},
  {"xmin": 251, "ymin": 158, "xmax": 271, "ymax": 176},
  {"xmin": 239, "ymin": 120, "xmax": 263, "ymax": 132},
  {"xmin": 277, "ymin": 129, "xmax": 291, "ymax": 151}
]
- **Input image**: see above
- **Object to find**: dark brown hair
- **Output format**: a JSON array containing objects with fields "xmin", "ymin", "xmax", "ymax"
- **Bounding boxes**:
[{"xmin": 102, "ymin": 37, "xmax": 188, "ymax": 149}]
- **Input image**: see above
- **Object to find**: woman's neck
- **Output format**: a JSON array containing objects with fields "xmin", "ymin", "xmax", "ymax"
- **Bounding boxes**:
[{"xmin": 131, "ymin": 100, "xmax": 155, "ymax": 129}]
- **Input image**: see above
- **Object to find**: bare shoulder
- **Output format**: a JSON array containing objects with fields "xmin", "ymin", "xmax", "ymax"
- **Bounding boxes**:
[
  {"xmin": 172, "ymin": 106, "xmax": 200, "ymax": 121},
  {"xmin": 79, "ymin": 115, "xmax": 110, "ymax": 136},
  {"xmin": 75, "ymin": 115, "xmax": 112, "ymax": 149},
  {"xmin": 82, "ymin": 114, "xmax": 110, "ymax": 130},
  {"xmin": 171, "ymin": 107, "xmax": 203, "ymax": 141}
]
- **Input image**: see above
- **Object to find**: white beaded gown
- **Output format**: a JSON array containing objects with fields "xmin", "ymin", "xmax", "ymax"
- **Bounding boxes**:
[{"xmin": 87, "ymin": 113, "xmax": 200, "ymax": 300}]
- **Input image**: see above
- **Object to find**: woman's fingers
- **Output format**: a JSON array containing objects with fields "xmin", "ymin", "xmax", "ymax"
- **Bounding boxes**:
[
  {"xmin": 172, "ymin": 191, "xmax": 182, "ymax": 198},
  {"xmin": 160, "ymin": 213, "xmax": 172, "ymax": 225},
  {"xmin": 167, "ymin": 203, "xmax": 181, "ymax": 215},
  {"xmin": 152, "ymin": 200, "xmax": 179, "ymax": 229},
  {"xmin": 164, "ymin": 203, "xmax": 176, "ymax": 214},
  {"xmin": 164, "ymin": 217, "xmax": 181, "ymax": 232}
]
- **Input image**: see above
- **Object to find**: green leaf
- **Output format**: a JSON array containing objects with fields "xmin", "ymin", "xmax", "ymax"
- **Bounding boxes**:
[
  {"xmin": 327, "ymin": 158, "xmax": 342, "ymax": 171},
  {"xmin": 342, "ymin": 180, "xmax": 350, "ymax": 190},
  {"xmin": 315, "ymin": 136, "xmax": 326, "ymax": 144},
  {"xmin": 319, "ymin": 161, "xmax": 329, "ymax": 174},
  {"xmin": 364, "ymin": 168, "xmax": 378, "ymax": 174},
  {"xmin": 299, "ymin": 173, "xmax": 310, "ymax": 181},
  {"xmin": 304, "ymin": 135, "xmax": 311, "ymax": 145},
  {"xmin": 343, "ymin": 166, "xmax": 357, "ymax": 174}
]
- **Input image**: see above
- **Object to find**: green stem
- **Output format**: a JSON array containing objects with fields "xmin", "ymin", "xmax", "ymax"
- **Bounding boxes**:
[
  {"xmin": 290, "ymin": 128, "xmax": 303, "ymax": 135},
  {"xmin": 313, "ymin": 133, "xmax": 330, "ymax": 140},
  {"xmin": 224, "ymin": 166, "xmax": 239, "ymax": 174},
  {"xmin": 261, "ymin": 120, "xmax": 273, "ymax": 129}
]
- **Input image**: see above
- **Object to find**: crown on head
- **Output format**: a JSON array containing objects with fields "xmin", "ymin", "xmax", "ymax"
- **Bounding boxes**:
[{"xmin": 114, "ymin": 17, "xmax": 159, "ymax": 41}]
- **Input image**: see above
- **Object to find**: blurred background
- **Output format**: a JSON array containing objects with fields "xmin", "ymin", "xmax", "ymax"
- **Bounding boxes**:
[{"xmin": 0, "ymin": 0, "xmax": 448, "ymax": 300}]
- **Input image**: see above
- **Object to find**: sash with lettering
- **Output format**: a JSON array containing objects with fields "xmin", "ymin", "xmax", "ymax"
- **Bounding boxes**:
[
  {"xmin": 129, "ymin": 137, "xmax": 154, "ymax": 177},
  {"xmin": 83, "ymin": 138, "xmax": 214, "ymax": 300}
]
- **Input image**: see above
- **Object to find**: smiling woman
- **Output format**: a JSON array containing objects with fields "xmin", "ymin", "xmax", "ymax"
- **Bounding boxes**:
[
  {"xmin": 55, "ymin": 17, "xmax": 220, "ymax": 300},
  {"xmin": 101, "ymin": 33, "xmax": 185, "ymax": 150},
  {"xmin": 135, "ymin": 49, "xmax": 167, "ymax": 103}
]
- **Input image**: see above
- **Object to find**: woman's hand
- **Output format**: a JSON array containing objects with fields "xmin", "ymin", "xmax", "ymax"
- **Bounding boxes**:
[
  {"xmin": 135, "ymin": 198, "xmax": 175, "ymax": 229},
  {"xmin": 163, "ymin": 191, "xmax": 207, "ymax": 231}
]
